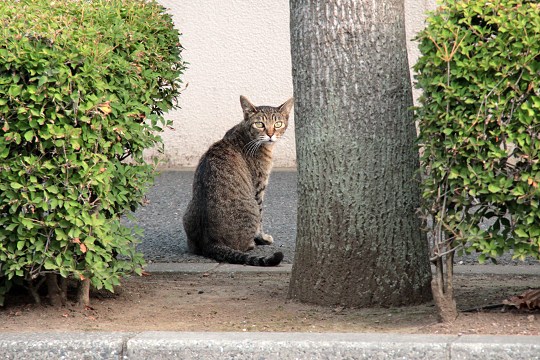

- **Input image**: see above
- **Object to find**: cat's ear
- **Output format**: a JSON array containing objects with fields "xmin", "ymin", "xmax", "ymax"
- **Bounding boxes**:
[
  {"xmin": 240, "ymin": 95, "xmax": 257, "ymax": 119},
  {"xmin": 278, "ymin": 97, "xmax": 294, "ymax": 116}
]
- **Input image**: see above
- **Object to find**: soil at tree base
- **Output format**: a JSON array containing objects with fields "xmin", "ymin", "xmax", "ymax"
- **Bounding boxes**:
[{"xmin": 1, "ymin": 271, "xmax": 538, "ymax": 335}]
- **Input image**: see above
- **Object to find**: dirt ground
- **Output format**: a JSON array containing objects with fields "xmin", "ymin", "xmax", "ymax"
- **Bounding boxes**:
[{"xmin": 1, "ymin": 271, "xmax": 539, "ymax": 335}]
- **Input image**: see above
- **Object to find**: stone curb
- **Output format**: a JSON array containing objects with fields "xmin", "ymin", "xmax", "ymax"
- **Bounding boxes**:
[
  {"xmin": 144, "ymin": 262, "xmax": 540, "ymax": 276},
  {"xmin": 0, "ymin": 332, "xmax": 130, "ymax": 360},
  {"xmin": 144, "ymin": 262, "xmax": 293, "ymax": 274},
  {"xmin": 1, "ymin": 332, "xmax": 539, "ymax": 359}
]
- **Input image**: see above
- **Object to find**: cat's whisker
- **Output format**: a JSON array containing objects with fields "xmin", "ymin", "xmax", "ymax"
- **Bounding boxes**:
[
  {"xmin": 248, "ymin": 140, "xmax": 259, "ymax": 153},
  {"xmin": 243, "ymin": 138, "xmax": 260, "ymax": 156},
  {"xmin": 242, "ymin": 139, "xmax": 255, "ymax": 152},
  {"xmin": 249, "ymin": 140, "xmax": 263, "ymax": 157},
  {"xmin": 244, "ymin": 139, "xmax": 262, "ymax": 157}
]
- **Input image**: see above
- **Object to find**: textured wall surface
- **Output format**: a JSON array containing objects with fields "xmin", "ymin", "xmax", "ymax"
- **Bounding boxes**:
[
  {"xmin": 150, "ymin": 1, "xmax": 295, "ymax": 168},
  {"xmin": 151, "ymin": 1, "xmax": 436, "ymax": 169},
  {"xmin": 405, "ymin": 0, "xmax": 438, "ymax": 102}
]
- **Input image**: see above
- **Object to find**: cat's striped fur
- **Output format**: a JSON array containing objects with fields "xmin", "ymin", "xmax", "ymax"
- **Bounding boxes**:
[{"xmin": 183, "ymin": 96, "xmax": 294, "ymax": 266}]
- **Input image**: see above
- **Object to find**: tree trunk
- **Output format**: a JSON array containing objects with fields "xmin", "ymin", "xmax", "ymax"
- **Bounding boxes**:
[
  {"xmin": 432, "ymin": 245, "xmax": 458, "ymax": 322},
  {"xmin": 26, "ymin": 277, "xmax": 45, "ymax": 305},
  {"xmin": 46, "ymin": 273, "xmax": 66, "ymax": 307},
  {"xmin": 288, "ymin": 0, "xmax": 432, "ymax": 307},
  {"xmin": 78, "ymin": 278, "xmax": 91, "ymax": 307}
]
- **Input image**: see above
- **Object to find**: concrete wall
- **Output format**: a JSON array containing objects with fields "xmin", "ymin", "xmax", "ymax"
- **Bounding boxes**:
[
  {"xmin": 405, "ymin": 0, "xmax": 438, "ymax": 102},
  {"xmin": 151, "ymin": 0, "xmax": 436, "ymax": 169}
]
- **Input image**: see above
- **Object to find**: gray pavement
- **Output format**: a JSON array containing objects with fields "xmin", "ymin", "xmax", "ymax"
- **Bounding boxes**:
[
  {"xmin": 132, "ymin": 169, "xmax": 297, "ymax": 264},
  {"xmin": 134, "ymin": 169, "xmax": 538, "ymax": 266}
]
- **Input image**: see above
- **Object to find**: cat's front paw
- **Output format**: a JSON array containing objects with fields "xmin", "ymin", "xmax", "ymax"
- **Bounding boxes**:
[{"xmin": 255, "ymin": 233, "xmax": 274, "ymax": 245}]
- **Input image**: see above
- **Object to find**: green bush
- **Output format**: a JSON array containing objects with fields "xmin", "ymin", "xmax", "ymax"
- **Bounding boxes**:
[
  {"xmin": 0, "ymin": 0, "xmax": 185, "ymax": 305},
  {"xmin": 415, "ymin": 0, "xmax": 540, "ymax": 263}
]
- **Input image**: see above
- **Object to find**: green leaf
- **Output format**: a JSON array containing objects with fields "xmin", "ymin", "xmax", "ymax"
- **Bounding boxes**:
[
  {"xmin": 478, "ymin": 254, "xmax": 486, "ymax": 264},
  {"xmin": 10, "ymin": 182, "xmax": 23, "ymax": 190},
  {"xmin": 442, "ymin": 128, "xmax": 453, "ymax": 135},
  {"xmin": 24, "ymin": 130, "xmax": 34, "ymax": 142},
  {"xmin": 8, "ymin": 85, "xmax": 22, "ymax": 97},
  {"xmin": 38, "ymin": 76, "xmax": 48, "ymax": 87},
  {"xmin": 488, "ymin": 184, "xmax": 501, "ymax": 193},
  {"xmin": 44, "ymin": 258, "xmax": 56, "ymax": 270},
  {"xmin": 20, "ymin": 218, "xmax": 34, "ymax": 230},
  {"xmin": 54, "ymin": 228, "xmax": 67, "ymax": 241},
  {"xmin": 514, "ymin": 228, "xmax": 528, "ymax": 238}
]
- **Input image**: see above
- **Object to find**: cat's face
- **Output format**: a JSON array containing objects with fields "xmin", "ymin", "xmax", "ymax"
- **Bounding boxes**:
[{"xmin": 240, "ymin": 96, "xmax": 294, "ymax": 145}]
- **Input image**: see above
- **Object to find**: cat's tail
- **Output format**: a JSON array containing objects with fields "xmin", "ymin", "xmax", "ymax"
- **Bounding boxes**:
[{"xmin": 204, "ymin": 243, "xmax": 283, "ymax": 267}]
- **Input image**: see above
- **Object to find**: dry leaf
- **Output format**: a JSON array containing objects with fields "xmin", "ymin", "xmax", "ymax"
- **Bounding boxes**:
[
  {"xmin": 72, "ymin": 238, "xmax": 87, "ymax": 253},
  {"xmin": 97, "ymin": 101, "xmax": 112, "ymax": 115},
  {"xmin": 503, "ymin": 289, "xmax": 540, "ymax": 310}
]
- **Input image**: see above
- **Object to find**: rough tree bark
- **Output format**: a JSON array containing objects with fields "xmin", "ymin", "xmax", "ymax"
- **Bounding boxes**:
[
  {"xmin": 46, "ymin": 273, "xmax": 66, "ymax": 307},
  {"xmin": 78, "ymin": 278, "xmax": 91, "ymax": 307},
  {"xmin": 288, "ymin": 0, "xmax": 432, "ymax": 307}
]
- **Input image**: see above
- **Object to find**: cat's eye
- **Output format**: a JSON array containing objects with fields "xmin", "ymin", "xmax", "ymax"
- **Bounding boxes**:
[
  {"xmin": 274, "ymin": 121, "xmax": 284, "ymax": 128},
  {"xmin": 254, "ymin": 122, "xmax": 265, "ymax": 129}
]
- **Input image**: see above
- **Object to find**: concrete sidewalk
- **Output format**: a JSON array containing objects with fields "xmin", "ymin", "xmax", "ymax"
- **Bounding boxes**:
[{"xmin": 1, "ymin": 331, "xmax": 539, "ymax": 359}]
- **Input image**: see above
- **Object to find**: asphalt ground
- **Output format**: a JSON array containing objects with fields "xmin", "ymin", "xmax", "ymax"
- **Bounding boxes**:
[
  {"xmin": 132, "ymin": 169, "xmax": 297, "ymax": 264},
  {"xmin": 133, "ymin": 169, "xmax": 538, "ymax": 266}
]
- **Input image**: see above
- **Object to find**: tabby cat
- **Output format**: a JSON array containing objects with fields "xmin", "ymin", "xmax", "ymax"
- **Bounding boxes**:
[{"xmin": 183, "ymin": 95, "xmax": 294, "ymax": 266}]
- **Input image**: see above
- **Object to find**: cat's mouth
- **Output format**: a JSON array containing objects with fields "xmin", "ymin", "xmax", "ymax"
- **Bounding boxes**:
[{"xmin": 264, "ymin": 135, "xmax": 278, "ymax": 144}]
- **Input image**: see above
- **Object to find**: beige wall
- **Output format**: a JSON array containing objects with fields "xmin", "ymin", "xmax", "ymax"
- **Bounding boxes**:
[
  {"xmin": 151, "ymin": 0, "xmax": 436, "ymax": 169},
  {"xmin": 405, "ymin": 0, "xmax": 438, "ymax": 102}
]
